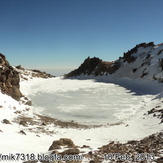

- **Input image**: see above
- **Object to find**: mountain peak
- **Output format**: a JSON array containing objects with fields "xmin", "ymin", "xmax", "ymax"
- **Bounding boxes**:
[{"xmin": 65, "ymin": 42, "xmax": 163, "ymax": 82}]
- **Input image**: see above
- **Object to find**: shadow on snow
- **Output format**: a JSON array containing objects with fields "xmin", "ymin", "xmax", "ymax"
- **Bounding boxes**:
[{"xmin": 63, "ymin": 76, "xmax": 163, "ymax": 99}]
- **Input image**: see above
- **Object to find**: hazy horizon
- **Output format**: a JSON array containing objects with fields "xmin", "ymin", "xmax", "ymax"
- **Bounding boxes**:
[
  {"xmin": 39, "ymin": 67, "xmax": 77, "ymax": 76},
  {"xmin": 0, "ymin": 0, "xmax": 163, "ymax": 69}
]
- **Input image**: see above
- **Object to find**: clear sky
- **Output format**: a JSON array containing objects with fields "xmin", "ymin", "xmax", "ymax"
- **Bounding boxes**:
[{"xmin": 0, "ymin": 0, "xmax": 163, "ymax": 75}]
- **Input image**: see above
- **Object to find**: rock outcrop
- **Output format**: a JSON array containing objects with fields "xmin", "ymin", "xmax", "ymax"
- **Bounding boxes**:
[
  {"xmin": 49, "ymin": 138, "xmax": 76, "ymax": 150},
  {"xmin": 97, "ymin": 132, "xmax": 163, "ymax": 162},
  {"xmin": 49, "ymin": 138, "xmax": 80, "ymax": 158},
  {"xmin": 65, "ymin": 42, "xmax": 163, "ymax": 82},
  {"xmin": 0, "ymin": 53, "xmax": 22, "ymax": 100},
  {"xmin": 15, "ymin": 65, "xmax": 55, "ymax": 79},
  {"xmin": 65, "ymin": 57, "xmax": 120, "ymax": 77},
  {"xmin": 122, "ymin": 42, "xmax": 155, "ymax": 63},
  {"xmin": 30, "ymin": 69, "xmax": 55, "ymax": 78}
]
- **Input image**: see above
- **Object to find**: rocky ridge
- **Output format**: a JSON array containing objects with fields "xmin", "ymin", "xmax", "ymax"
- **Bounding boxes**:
[
  {"xmin": 65, "ymin": 42, "xmax": 163, "ymax": 82},
  {"xmin": 0, "ymin": 53, "xmax": 55, "ymax": 102},
  {"xmin": 65, "ymin": 57, "xmax": 119, "ymax": 77},
  {"xmin": 15, "ymin": 65, "xmax": 55, "ymax": 80}
]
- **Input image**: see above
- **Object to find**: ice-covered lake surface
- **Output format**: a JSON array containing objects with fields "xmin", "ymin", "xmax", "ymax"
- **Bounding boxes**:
[{"xmin": 26, "ymin": 77, "xmax": 144, "ymax": 125}]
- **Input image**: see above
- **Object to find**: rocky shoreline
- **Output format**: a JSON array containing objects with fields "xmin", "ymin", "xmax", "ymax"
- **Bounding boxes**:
[
  {"xmin": 14, "ymin": 114, "xmax": 162, "ymax": 163},
  {"xmin": 11, "ymin": 111, "xmax": 163, "ymax": 163}
]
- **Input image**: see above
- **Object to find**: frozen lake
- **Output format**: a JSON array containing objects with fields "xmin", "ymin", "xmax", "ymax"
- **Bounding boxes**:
[{"xmin": 27, "ymin": 77, "xmax": 143, "ymax": 125}]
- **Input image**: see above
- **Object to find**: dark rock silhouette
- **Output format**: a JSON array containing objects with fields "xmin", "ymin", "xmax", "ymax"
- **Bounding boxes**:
[
  {"xmin": 65, "ymin": 57, "xmax": 120, "ymax": 77},
  {"xmin": 49, "ymin": 138, "xmax": 75, "ymax": 150},
  {"xmin": 123, "ymin": 42, "xmax": 154, "ymax": 63},
  {"xmin": 0, "ymin": 53, "xmax": 22, "ymax": 100},
  {"xmin": 2, "ymin": 119, "xmax": 11, "ymax": 124},
  {"xmin": 65, "ymin": 42, "xmax": 163, "ymax": 82}
]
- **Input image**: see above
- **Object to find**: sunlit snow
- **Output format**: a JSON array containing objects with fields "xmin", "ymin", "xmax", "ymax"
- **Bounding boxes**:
[{"xmin": 27, "ymin": 77, "xmax": 143, "ymax": 125}]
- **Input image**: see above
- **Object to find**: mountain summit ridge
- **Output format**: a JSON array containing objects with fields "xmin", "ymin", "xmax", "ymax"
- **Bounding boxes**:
[{"xmin": 65, "ymin": 42, "xmax": 163, "ymax": 82}]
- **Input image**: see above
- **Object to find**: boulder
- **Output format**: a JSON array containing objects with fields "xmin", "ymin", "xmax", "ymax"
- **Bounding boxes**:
[
  {"xmin": 2, "ymin": 119, "xmax": 11, "ymax": 124},
  {"xmin": 19, "ymin": 120, "xmax": 28, "ymax": 127},
  {"xmin": 49, "ymin": 138, "xmax": 75, "ymax": 150},
  {"xmin": 19, "ymin": 130, "xmax": 26, "ymax": 135},
  {"xmin": 60, "ymin": 138, "xmax": 75, "ymax": 148},
  {"xmin": 61, "ymin": 148, "xmax": 80, "ymax": 155},
  {"xmin": 25, "ymin": 100, "xmax": 32, "ymax": 106}
]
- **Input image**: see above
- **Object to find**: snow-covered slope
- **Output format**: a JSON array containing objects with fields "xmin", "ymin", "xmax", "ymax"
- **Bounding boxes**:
[
  {"xmin": 1, "ymin": 76, "xmax": 162, "ymax": 162},
  {"xmin": 112, "ymin": 43, "xmax": 163, "ymax": 81},
  {"xmin": 66, "ymin": 42, "xmax": 163, "ymax": 82}
]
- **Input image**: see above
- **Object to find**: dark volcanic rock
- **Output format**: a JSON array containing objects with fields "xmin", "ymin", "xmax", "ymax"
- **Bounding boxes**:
[
  {"xmin": 31, "ymin": 69, "xmax": 55, "ymax": 78},
  {"xmin": 19, "ymin": 120, "xmax": 28, "ymax": 127},
  {"xmin": 123, "ymin": 42, "xmax": 155, "ymax": 63},
  {"xmin": 65, "ymin": 42, "xmax": 159, "ymax": 79},
  {"xmin": 2, "ymin": 119, "xmax": 11, "ymax": 124},
  {"xmin": 49, "ymin": 138, "xmax": 75, "ymax": 150},
  {"xmin": 160, "ymin": 59, "xmax": 163, "ymax": 71},
  {"xmin": 0, "ymin": 53, "xmax": 22, "ymax": 100},
  {"xmin": 19, "ymin": 130, "xmax": 26, "ymax": 135},
  {"xmin": 65, "ymin": 57, "xmax": 120, "ymax": 77},
  {"xmin": 61, "ymin": 148, "xmax": 80, "ymax": 155},
  {"xmin": 98, "ymin": 132, "xmax": 163, "ymax": 162},
  {"xmin": 66, "ymin": 57, "xmax": 102, "ymax": 77}
]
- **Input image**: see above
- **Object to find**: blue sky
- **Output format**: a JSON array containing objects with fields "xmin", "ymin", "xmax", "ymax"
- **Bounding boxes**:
[{"xmin": 0, "ymin": 0, "xmax": 163, "ymax": 74}]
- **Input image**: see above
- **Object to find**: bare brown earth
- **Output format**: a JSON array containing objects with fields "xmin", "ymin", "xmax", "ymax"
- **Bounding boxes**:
[
  {"xmin": 13, "ymin": 112, "xmax": 162, "ymax": 163},
  {"xmin": 13, "ymin": 112, "xmax": 123, "ymax": 133}
]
